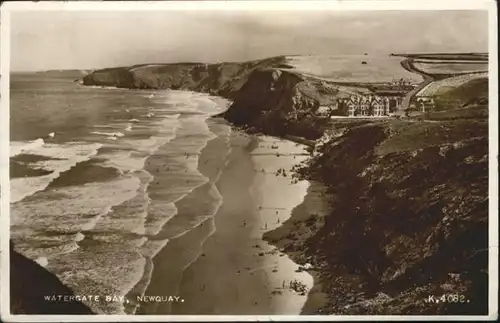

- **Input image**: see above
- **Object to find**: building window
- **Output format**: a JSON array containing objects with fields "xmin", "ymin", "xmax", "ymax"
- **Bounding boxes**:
[{"xmin": 348, "ymin": 105, "xmax": 355, "ymax": 116}]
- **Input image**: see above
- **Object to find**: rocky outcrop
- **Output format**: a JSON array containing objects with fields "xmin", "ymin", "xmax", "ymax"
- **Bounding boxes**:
[
  {"xmin": 10, "ymin": 242, "xmax": 94, "ymax": 314},
  {"xmin": 221, "ymin": 68, "xmax": 328, "ymax": 139}
]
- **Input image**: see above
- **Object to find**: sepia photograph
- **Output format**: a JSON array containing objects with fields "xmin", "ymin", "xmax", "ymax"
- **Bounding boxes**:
[{"xmin": 0, "ymin": 0, "xmax": 498, "ymax": 321}]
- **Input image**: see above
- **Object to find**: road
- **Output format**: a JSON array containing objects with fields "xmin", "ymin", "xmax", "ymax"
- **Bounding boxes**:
[{"xmin": 399, "ymin": 58, "xmax": 435, "ymax": 115}]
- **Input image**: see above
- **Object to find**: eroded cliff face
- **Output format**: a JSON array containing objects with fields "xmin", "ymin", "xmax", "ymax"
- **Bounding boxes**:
[
  {"xmin": 222, "ymin": 68, "xmax": 326, "ymax": 139},
  {"xmin": 283, "ymin": 117, "xmax": 489, "ymax": 315}
]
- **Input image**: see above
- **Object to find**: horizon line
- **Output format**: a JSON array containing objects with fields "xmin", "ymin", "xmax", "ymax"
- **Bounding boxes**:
[{"xmin": 10, "ymin": 50, "xmax": 489, "ymax": 73}]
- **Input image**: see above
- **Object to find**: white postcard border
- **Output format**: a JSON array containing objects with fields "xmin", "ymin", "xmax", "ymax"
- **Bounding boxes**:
[{"xmin": 0, "ymin": 1, "xmax": 497, "ymax": 322}]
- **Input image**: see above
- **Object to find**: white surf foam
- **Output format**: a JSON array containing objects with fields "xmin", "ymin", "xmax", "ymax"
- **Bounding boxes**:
[
  {"xmin": 50, "ymin": 245, "xmax": 146, "ymax": 315},
  {"xmin": 35, "ymin": 257, "xmax": 49, "ymax": 267},
  {"xmin": 10, "ymin": 142, "xmax": 103, "ymax": 203},
  {"xmin": 11, "ymin": 175, "xmax": 142, "ymax": 232},
  {"xmin": 90, "ymin": 131, "xmax": 125, "ymax": 137},
  {"xmin": 10, "ymin": 138, "xmax": 45, "ymax": 157}
]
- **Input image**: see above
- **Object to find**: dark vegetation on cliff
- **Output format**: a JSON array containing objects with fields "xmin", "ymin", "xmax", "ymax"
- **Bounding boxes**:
[
  {"xmin": 264, "ymin": 92, "xmax": 489, "ymax": 314},
  {"xmin": 10, "ymin": 242, "xmax": 94, "ymax": 314}
]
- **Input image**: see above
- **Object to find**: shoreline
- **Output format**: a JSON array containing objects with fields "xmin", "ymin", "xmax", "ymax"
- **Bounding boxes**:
[
  {"xmin": 263, "ymin": 180, "xmax": 332, "ymax": 315},
  {"xmin": 138, "ymin": 124, "xmax": 322, "ymax": 315},
  {"xmin": 247, "ymin": 135, "xmax": 315, "ymax": 314}
]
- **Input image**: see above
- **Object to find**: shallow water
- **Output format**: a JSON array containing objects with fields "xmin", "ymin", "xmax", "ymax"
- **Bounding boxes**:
[
  {"xmin": 10, "ymin": 73, "xmax": 230, "ymax": 314},
  {"xmin": 10, "ymin": 72, "xmax": 313, "ymax": 315}
]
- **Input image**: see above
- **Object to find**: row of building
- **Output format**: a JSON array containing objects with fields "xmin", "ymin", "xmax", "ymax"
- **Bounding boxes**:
[
  {"xmin": 317, "ymin": 95, "xmax": 403, "ymax": 117},
  {"xmin": 317, "ymin": 94, "xmax": 436, "ymax": 117}
]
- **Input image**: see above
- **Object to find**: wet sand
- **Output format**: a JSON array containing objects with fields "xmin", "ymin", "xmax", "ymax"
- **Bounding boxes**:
[
  {"xmin": 264, "ymin": 181, "xmax": 333, "ymax": 314},
  {"xmin": 139, "ymin": 128, "xmax": 315, "ymax": 315}
]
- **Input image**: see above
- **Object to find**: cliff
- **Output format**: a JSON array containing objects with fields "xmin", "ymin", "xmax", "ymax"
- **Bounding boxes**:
[
  {"xmin": 82, "ymin": 56, "xmax": 288, "ymax": 99},
  {"xmin": 265, "ymin": 111, "xmax": 489, "ymax": 314},
  {"xmin": 82, "ymin": 56, "xmax": 354, "ymax": 140},
  {"xmin": 10, "ymin": 242, "xmax": 94, "ymax": 314}
]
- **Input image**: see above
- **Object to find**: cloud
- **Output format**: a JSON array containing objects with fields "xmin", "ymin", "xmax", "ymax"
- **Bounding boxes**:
[{"xmin": 10, "ymin": 10, "xmax": 488, "ymax": 71}]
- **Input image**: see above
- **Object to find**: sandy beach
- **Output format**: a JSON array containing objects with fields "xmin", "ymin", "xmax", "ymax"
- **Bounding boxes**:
[
  {"xmin": 263, "ymin": 180, "xmax": 333, "ymax": 314},
  {"xmin": 138, "ymin": 123, "xmax": 318, "ymax": 315},
  {"xmin": 247, "ymin": 136, "xmax": 315, "ymax": 313}
]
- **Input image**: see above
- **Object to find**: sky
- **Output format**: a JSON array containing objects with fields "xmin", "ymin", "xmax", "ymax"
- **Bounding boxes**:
[{"xmin": 10, "ymin": 9, "xmax": 489, "ymax": 71}]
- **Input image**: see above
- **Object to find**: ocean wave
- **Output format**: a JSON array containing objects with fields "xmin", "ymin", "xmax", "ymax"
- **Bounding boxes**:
[
  {"xmin": 11, "ymin": 229, "xmax": 85, "ymax": 245},
  {"xmin": 90, "ymin": 131, "xmax": 125, "ymax": 137},
  {"xmin": 160, "ymin": 182, "xmax": 222, "ymax": 239},
  {"xmin": 50, "ymin": 244, "xmax": 147, "ymax": 315},
  {"xmin": 93, "ymin": 125, "xmax": 125, "ymax": 129},
  {"xmin": 140, "ymin": 238, "xmax": 169, "ymax": 259},
  {"xmin": 144, "ymin": 119, "xmax": 230, "ymax": 241},
  {"xmin": 14, "ymin": 241, "xmax": 81, "ymax": 261},
  {"xmin": 92, "ymin": 171, "xmax": 152, "ymax": 236},
  {"xmin": 11, "ymin": 175, "xmax": 141, "ymax": 234},
  {"xmin": 10, "ymin": 142, "xmax": 103, "ymax": 203},
  {"xmin": 10, "ymin": 138, "xmax": 45, "ymax": 157},
  {"xmin": 144, "ymin": 202, "xmax": 178, "ymax": 236},
  {"xmin": 180, "ymin": 218, "xmax": 216, "ymax": 272},
  {"xmin": 90, "ymin": 233, "xmax": 148, "ymax": 248},
  {"xmin": 10, "ymin": 89, "xmax": 234, "ymax": 315}
]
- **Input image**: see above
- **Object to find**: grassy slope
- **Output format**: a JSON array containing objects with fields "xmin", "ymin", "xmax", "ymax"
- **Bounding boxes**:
[{"xmin": 432, "ymin": 77, "xmax": 489, "ymax": 111}]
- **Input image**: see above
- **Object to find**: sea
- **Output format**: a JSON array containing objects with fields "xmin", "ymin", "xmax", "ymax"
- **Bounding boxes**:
[{"xmin": 9, "ymin": 71, "xmax": 233, "ymax": 314}]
